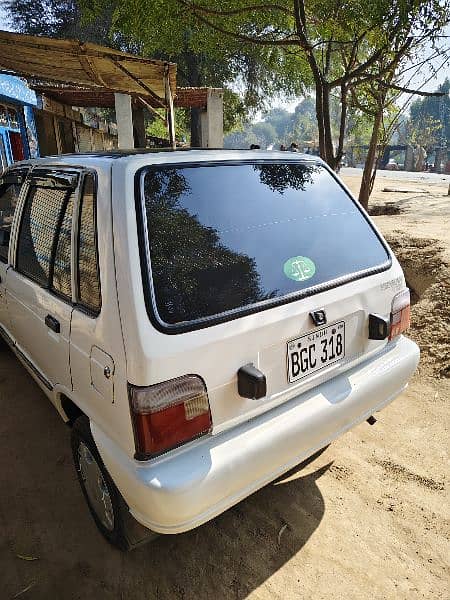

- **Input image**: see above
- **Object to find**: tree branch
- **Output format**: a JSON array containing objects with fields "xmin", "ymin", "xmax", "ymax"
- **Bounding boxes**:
[
  {"xmin": 176, "ymin": 2, "xmax": 296, "ymax": 47},
  {"xmin": 177, "ymin": 2, "xmax": 293, "ymax": 17},
  {"xmin": 379, "ymin": 82, "xmax": 447, "ymax": 96}
]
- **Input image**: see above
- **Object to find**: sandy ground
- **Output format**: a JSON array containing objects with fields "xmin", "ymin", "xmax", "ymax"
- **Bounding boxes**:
[{"xmin": 1, "ymin": 170, "xmax": 449, "ymax": 599}]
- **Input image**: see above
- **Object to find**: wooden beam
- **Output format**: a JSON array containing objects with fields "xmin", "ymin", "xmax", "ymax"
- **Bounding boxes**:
[
  {"xmin": 112, "ymin": 59, "xmax": 166, "ymax": 109},
  {"xmin": 138, "ymin": 96, "xmax": 165, "ymax": 121}
]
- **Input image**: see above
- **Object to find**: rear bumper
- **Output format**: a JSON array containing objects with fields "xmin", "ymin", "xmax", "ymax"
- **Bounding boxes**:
[{"xmin": 92, "ymin": 336, "xmax": 419, "ymax": 534}]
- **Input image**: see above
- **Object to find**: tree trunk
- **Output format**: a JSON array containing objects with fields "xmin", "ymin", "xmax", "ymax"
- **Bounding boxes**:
[
  {"xmin": 315, "ymin": 80, "xmax": 326, "ymax": 160},
  {"xmin": 321, "ymin": 83, "xmax": 335, "ymax": 166},
  {"xmin": 335, "ymin": 83, "xmax": 348, "ymax": 168},
  {"xmin": 183, "ymin": 50, "xmax": 203, "ymax": 147},
  {"xmin": 314, "ymin": 80, "xmax": 337, "ymax": 169},
  {"xmin": 358, "ymin": 102, "xmax": 383, "ymax": 210}
]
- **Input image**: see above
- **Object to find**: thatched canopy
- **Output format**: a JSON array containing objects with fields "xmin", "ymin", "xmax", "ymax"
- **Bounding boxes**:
[
  {"xmin": 30, "ymin": 84, "xmax": 216, "ymax": 110},
  {"xmin": 0, "ymin": 30, "xmax": 176, "ymax": 107}
]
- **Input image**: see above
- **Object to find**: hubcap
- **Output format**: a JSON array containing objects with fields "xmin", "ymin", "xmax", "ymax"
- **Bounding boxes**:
[{"xmin": 78, "ymin": 441, "xmax": 114, "ymax": 531}]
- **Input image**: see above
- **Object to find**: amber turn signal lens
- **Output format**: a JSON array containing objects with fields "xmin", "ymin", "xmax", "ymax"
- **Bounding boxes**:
[{"xmin": 389, "ymin": 288, "xmax": 411, "ymax": 340}]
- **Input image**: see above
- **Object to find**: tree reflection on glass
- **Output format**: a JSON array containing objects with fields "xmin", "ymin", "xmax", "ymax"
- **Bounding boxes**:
[
  {"xmin": 144, "ymin": 169, "xmax": 275, "ymax": 324},
  {"xmin": 254, "ymin": 163, "xmax": 320, "ymax": 194}
]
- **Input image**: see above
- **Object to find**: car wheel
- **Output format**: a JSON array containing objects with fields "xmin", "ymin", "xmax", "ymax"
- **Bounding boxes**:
[{"xmin": 71, "ymin": 415, "xmax": 157, "ymax": 551}]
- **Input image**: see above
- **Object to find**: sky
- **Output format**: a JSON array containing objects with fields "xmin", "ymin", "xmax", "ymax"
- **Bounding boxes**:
[{"xmin": 0, "ymin": 5, "xmax": 448, "ymax": 116}]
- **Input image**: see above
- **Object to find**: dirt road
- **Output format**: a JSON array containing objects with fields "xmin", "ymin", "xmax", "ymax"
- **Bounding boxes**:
[{"xmin": 1, "ymin": 171, "xmax": 449, "ymax": 599}]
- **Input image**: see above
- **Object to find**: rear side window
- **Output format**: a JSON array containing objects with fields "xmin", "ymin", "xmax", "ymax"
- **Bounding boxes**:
[
  {"xmin": 77, "ymin": 174, "xmax": 101, "ymax": 314},
  {"xmin": 16, "ymin": 184, "xmax": 71, "ymax": 287},
  {"xmin": 0, "ymin": 169, "xmax": 28, "ymax": 262},
  {"xmin": 140, "ymin": 162, "xmax": 390, "ymax": 329}
]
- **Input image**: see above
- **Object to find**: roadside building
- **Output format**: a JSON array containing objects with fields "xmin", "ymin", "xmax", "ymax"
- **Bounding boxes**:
[
  {"xmin": 0, "ymin": 31, "xmax": 224, "ymax": 162},
  {"xmin": 0, "ymin": 74, "xmax": 38, "ymax": 169}
]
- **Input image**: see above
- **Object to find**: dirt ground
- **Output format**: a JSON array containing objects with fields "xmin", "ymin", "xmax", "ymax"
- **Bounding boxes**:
[{"xmin": 1, "ymin": 170, "xmax": 449, "ymax": 600}]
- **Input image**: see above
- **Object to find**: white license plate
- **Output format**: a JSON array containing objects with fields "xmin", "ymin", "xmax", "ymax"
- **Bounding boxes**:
[{"xmin": 287, "ymin": 321, "xmax": 345, "ymax": 383}]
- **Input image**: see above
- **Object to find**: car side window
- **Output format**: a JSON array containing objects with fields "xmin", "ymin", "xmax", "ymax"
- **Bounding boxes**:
[
  {"xmin": 0, "ymin": 169, "xmax": 28, "ymax": 263},
  {"xmin": 77, "ymin": 174, "xmax": 101, "ymax": 314},
  {"xmin": 16, "ymin": 175, "xmax": 75, "ymax": 290}
]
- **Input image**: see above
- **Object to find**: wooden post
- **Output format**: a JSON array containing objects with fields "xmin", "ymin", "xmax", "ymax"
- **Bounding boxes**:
[{"xmin": 164, "ymin": 67, "xmax": 175, "ymax": 149}]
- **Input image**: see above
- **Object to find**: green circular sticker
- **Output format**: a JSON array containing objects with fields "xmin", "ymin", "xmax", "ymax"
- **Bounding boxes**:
[{"xmin": 283, "ymin": 256, "xmax": 316, "ymax": 282}]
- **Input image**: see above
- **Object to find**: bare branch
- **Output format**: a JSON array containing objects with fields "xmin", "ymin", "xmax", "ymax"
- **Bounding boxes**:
[
  {"xmin": 177, "ymin": 1, "xmax": 296, "ymax": 47},
  {"xmin": 176, "ymin": 2, "xmax": 293, "ymax": 17},
  {"xmin": 379, "ymin": 82, "xmax": 447, "ymax": 96}
]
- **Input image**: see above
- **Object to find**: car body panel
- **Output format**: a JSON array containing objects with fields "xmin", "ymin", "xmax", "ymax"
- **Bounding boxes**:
[
  {"xmin": 91, "ymin": 336, "xmax": 419, "ymax": 534},
  {"xmin": 0, "ymin": 150, "xmax": 420, "ymax": 535}
]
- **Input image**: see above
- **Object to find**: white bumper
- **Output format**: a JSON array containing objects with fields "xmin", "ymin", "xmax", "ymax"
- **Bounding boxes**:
[{"xmin": 92, "ymin": 336, "xmax": 419, "ymax": 534}]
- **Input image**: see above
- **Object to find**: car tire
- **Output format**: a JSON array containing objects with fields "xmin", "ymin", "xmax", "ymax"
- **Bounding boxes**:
[{"xmin": 71, "ymin": 415, "xmax": 157, "ymax": 551}]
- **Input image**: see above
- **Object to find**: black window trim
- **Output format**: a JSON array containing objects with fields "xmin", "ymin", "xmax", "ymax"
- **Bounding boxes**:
[
  {"xmin": 48, "ymin": 188, "xmax": 74, "ymax": 303},
  {"xmin": 74, "ymin": 170, "xmax": 102, "ymax": 318},
  {"xmin": 135, "ymin": 158, "xmax": 393, "ymax": 335}
]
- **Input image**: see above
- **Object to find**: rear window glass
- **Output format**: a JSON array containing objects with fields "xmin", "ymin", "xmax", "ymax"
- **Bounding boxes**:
[{"xmin": 140, "ymin": 162, "xmax": 389, "ymax": 327}]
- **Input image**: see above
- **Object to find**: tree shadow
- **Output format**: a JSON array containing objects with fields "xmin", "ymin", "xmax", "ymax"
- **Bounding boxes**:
[{"xmin": 0, "ymin": 347, "xmax": 332, "ymax": 600}]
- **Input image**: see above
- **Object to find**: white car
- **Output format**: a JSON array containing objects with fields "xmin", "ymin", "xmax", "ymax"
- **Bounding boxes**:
[{"xmin": 0, "ymin": 150, "xmax": 419, "ymax": 550}]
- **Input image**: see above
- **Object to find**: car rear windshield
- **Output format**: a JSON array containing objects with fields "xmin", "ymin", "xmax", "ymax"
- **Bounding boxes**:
[{"xmin": 139, "ymin": 161, "xmax": 390, "ymax": 329}]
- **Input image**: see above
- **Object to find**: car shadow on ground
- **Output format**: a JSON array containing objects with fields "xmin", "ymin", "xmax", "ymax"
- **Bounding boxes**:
[{"xmin": 0, "ymin": 347, "xmax": 331, "ymax": 600}]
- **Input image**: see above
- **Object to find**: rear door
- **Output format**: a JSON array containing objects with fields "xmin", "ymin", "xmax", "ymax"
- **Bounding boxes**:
[
  {"xmin": 6, "ymin": 168, "xmax": 78, "ymax": 392},
  {"xmin": 137, "ymin": 160, "xmax": 400, "ymax": 430},
  {"xmin": 69, "ymin": 172, "xmax": 115, "ymax": 405}
]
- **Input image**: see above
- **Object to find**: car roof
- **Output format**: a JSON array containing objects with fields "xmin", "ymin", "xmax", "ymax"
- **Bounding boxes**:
[{"xmin": 12, "ymin": 148, "xmax": 322, "ymax": 170}]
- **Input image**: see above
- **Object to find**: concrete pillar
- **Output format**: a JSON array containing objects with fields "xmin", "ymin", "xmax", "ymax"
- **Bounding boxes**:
[
  {"xmin": 404, "ymin": 145, "xmax": 414, "ymax": 172},
  {"xmin": 114, "ymin": 93, "xmax": 134, "ymax": 149},
  {"xmin": 200, "ymin": 89, "xmax": 223, "ymax": 148}
]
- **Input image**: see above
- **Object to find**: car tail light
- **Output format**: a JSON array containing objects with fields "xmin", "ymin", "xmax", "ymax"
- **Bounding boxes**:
[
  {"xmin": 389, "ymin": 288, "xmax": 411, "ymax": 340},
  {"xmin": 129, "ymin": 375, "xmax": 212, "ymax": 459}
]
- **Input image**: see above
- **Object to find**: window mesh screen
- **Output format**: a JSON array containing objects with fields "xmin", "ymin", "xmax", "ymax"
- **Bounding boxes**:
[
  {"xmin": 52, "ymin": 194, "xmax": 73, "ymax": 299},
  {"xmin": 78, "ymin": 175, "xmax": 101, "ymax": 313},
  {"xmin": 17, "ymin": 186, "xmax": 68, "ymax": 287}
]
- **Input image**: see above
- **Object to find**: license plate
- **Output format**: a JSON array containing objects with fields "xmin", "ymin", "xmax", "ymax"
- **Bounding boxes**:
[{"xmin": 287, "ymin": 321, "xmax": 345, "ymax": 383}]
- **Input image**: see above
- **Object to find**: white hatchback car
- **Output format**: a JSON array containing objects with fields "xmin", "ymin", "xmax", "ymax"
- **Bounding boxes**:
[{"xmin": 0, "ymin": 150, "xmax": 419, "ymax": 550}]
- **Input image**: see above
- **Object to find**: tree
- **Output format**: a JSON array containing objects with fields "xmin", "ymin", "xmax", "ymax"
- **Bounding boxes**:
[
  {"xmin": 409, "ymin": 78, "xmax": 450, "ymax": 146},
  {"xmin": 159, "ymin": 0, "xmax": 448, "ymax": 209},
  {"xmin": 2, "ymin": 0, "xmax": 309, "ymax": 141},
  {"xmin": 353, "ymin": 67, "xmax": 448, "ymax": 207},
  {"xmin": 81, "ymin": 0, "xmax": 312, "ymax": 142},
  {"xmin": 2, "ymin": 0, "xmax": 128, "ymax": 47}
]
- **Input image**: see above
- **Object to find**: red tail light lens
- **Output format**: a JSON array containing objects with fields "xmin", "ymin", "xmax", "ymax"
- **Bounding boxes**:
[
  {"xmin": 129, "ymin": 375, "xmax": 212, "ymax": 459},
  {"xmin": 389, "ymin": 288, "xmax": 411, "ymax": 340}
]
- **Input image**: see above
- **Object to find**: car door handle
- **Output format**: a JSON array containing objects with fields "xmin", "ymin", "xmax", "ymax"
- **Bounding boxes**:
[{"xmin": 45, "ymin": 314, "xmax": 60, "ymax": 333}]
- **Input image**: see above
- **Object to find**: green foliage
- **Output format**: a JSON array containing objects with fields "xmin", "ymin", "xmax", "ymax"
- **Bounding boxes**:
[
  {"xmin": 146, "ymin": 108, "xmax": 191, "ymax": 142},
  {"xmin": 409, "ymin": 78, "xmax": 450, "ymax": 145},
  {"xmin": 82, "ymin": 0, "xmax": 312, "ymax": 116},
  {"xmin": 225, "ymin": 97, "xmax": 325, "ymax": 149}
]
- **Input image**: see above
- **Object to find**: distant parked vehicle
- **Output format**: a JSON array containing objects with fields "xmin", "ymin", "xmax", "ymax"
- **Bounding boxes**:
[
  {"xmin": 0, "ymin": 150, "xmax": 419, "ymax": 550},
  {"xmin": 386, "ymin": 158, "xmax": 399, "ymax": 170}
]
